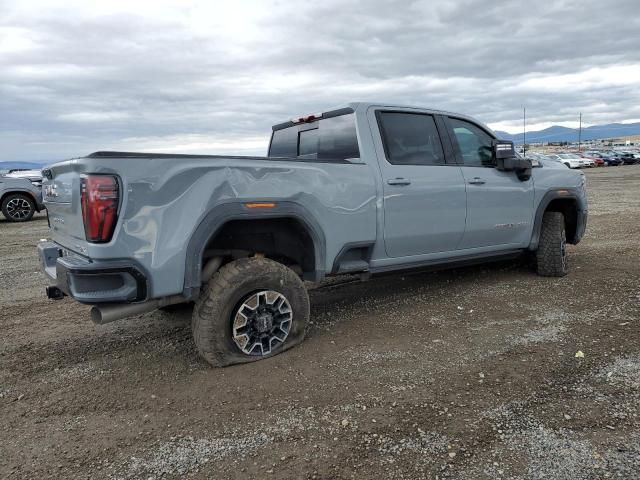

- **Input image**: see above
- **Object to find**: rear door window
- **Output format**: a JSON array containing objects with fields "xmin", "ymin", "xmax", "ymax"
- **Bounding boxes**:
[{"xmin": 377, "ymin": 112, "xmax": 445, "ymax": 165}]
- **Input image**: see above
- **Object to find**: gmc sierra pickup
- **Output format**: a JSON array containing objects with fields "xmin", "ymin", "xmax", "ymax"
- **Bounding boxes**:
[{"xmin": 38, "ymin": 102, "xmax": 587, "ymax": 366}]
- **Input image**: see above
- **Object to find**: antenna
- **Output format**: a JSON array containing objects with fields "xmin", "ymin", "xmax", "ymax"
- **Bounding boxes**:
[
  {"xmin": 578, "ymin": 112, "xmax": 582, "ymax": 152},
  {"xmin": 523, "ymin": 106, "xmax": 526, "ymax": 157}
]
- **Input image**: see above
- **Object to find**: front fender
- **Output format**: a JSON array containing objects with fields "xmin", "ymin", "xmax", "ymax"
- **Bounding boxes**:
[{"xmin": 528, "ymin": 188, "xmax": 588, "ymax": 250}]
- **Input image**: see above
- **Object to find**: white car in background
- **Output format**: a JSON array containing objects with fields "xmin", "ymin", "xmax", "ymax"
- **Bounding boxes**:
[
  {"xmin": 561, "ymin": 153, "xmax": 595, "ymax": 168},
  {"xmin": 546, "ymin": 153, "xmax": 583, "ymax": 168}
]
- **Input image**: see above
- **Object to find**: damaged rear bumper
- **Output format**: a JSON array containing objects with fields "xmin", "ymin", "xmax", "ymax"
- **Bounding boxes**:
[{"xmin": 38, "ymin": 241, "xmax": 148, "ymax": 304}]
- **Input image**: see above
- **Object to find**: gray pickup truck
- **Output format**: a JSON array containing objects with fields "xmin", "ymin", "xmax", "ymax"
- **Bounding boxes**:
[{"xmin": 38, "ymin": 102, "xmax": 587, "ymax": 366}]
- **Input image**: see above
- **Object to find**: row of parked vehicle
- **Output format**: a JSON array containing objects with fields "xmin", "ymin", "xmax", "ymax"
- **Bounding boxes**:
[
  {"xmin": 0, "ymin": 169, "xmax": 45, "ymax": 222},
  {"xmin": 526, "ymin": 150, "xmax": 640, "ymax": 169}
]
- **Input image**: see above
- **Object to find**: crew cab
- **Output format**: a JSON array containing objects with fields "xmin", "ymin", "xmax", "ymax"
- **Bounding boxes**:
[{"xmin": 38, "ymin": 102, "xmax": 587, "ymax": 366}]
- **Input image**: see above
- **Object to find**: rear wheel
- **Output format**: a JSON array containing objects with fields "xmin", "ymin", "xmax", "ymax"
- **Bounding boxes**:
[
  {"xmin": 192, "ymin": 257, "xmax": 310, "ymax": 367},
  {"xmin": 1, "ymin": 193, "xmax": 35, "ymax": 222},
  {"xmin": 536, "ymin": 211, "xmax": 568, "ymax": 277}
]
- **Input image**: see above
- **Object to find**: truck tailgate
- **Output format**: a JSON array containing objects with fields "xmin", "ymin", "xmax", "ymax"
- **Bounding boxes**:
[{"xmin": 42, "ymin": 160, "xmax": 90, "ymax": 254}]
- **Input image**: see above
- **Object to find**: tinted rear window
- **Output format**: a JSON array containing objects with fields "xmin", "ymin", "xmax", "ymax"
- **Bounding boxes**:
[
  {"xmin": 298, "ymin": 128, "xmax": 318, "ymax": 157},
  {"xmin": 378, "ymin": 112, "xmax": 445, "ymax": 165},
  {"xmin": 269, "ymin": 113, "xmax": 359, "ymax": 160}
]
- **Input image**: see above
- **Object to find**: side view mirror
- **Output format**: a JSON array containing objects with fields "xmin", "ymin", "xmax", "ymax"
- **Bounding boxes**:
[{"xmin": 493, "ymin": 140, "xmax": 532, "ymax": 180}]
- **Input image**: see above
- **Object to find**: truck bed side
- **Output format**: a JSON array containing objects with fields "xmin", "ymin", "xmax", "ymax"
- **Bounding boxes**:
[{"xmin": 43, "ymin": 155, "xmax": 378, "ymax": 298}]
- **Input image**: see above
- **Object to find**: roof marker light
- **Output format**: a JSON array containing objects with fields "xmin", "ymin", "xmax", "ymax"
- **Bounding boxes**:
[{"xmin": 291, "ymin": 113, "xmax": 323, "ymax": 124}]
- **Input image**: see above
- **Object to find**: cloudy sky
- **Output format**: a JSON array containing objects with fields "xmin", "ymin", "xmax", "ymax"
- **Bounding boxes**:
[{"xmin": 2, "ymin": 0, "xmax": 640, "ymax": 161}]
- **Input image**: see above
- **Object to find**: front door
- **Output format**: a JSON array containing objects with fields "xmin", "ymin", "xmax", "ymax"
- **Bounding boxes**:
[
  {"xmin": 445, "ymin": 116, "xmax": 535, "ymax": 249},
  {"xmin": 371, "ymin": 110, "xmax": 467, "ymax": 258}
]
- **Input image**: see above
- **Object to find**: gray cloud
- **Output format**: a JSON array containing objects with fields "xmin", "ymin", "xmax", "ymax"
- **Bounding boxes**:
[{"xmin": 1, "ymin": 0, "xmax": 640, "ymax": 161}]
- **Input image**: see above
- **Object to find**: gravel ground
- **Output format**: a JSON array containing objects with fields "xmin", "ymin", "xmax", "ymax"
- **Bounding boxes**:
[{"xmin": 1, "ymin": 166, "xmax": 639, "ymax": 479}]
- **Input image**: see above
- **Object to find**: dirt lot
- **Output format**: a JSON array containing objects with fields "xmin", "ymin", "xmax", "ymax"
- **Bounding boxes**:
[{"xmin": 1, "ymin": 167, "xmax": 639, "ymax": 479}]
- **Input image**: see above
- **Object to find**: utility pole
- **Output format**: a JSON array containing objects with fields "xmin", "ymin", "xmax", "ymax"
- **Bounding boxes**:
[
  {"xmin": 523, "ymin": 106, "xmax": 526, "ymax": 157},
  {"xmin": 578, "ymin": 112, "xmax": 582, "ymax": 152}
]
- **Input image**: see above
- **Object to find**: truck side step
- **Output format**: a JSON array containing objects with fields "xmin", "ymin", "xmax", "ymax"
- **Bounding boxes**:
[{"xmin": 336, "ymin": 259, "xmax": 369, "ymax": 274}]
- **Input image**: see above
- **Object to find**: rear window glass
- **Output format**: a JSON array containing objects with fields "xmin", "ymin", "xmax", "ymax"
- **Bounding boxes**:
[
  {"xmin": 298, "ymin": 128, "xmax": 318, "ymax": 157},
  {"xmin": 269, "ymin": 127, "xmax": 297, "ymax": 157},
  {"xmin": 268, "ymin": 113, "xmax": 359, "ymax": 160}
]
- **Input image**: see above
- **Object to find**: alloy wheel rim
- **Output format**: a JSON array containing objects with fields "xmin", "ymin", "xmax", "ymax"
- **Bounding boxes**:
[
  {"xmin": 232, "ymin": 290, "xmax": 292, "ymax": 356},
  {"xmin": 6, "ymin": 198, "xmax": 32, "ymax": 219}
]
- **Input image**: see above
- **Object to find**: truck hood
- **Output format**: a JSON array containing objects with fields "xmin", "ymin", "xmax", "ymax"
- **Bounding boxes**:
[{"xmin": 539, "ymin": 159, "xmax": 569, "ymax": 169}]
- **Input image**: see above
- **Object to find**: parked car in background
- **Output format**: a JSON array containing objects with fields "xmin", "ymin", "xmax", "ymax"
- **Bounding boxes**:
[
  {"xmin": 606, "ymin": 151, "xmax": 630, "ymax": 165},
  {"xmin": 587, "ymin": 151, "xmax": 623, "ymax": 166},
  {"xmin": 580, "ymin": 153, "xmax": 605, "ymax": 166},
  {"xmin": 0, "ymin": 175, "xmax": 45, "ymax": 222},
  {"xmin": 546, "ymin": 153, "xmax": 582, "ymax": 169},
  {"xmin": 5, "ymin": 169, "xmax": 43, "ymax": 187},
  {"xmin": 568, "ymin": 154, "xmax": 593, "ymax": 168},
  {"xmin": 617, "ymin": 152, "xmax": 639, "ymax": 165},
  {"xmin": 561, "ymin": 154, "xmax": 595, "ymax": 168}
]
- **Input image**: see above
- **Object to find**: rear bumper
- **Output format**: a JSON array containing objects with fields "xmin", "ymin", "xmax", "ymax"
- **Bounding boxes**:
[{"xmin": 38, "ymin": 241, "xmax": 148, "ymax": 304}]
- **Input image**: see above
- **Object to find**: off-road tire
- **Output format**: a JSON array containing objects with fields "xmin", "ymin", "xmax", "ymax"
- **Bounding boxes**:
[
  {"xmin": 536, "ymin": 211, "xmax": 569, "ymax": 277},
  {"xmin": 1, "ymin": 193, "xmax": 36, "ymax": 222},
  {"xmin": 192, "ymin": 257, "xmax": 310, "ymax": 367}
]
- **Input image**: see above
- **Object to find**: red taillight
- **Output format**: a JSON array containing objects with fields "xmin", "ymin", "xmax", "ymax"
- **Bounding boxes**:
[{"xmin": 80, "ymin": 175, "xmax": 119, "ymax": 243}]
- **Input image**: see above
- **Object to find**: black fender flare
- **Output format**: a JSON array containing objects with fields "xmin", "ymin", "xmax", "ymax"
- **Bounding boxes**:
[
  {"xmin": 183, "ymin": 201, "xmax": 326, "ymax": 298},
  {"xmin": 528, "ymin": 188, "xmax": 585, "ymax": 250}
]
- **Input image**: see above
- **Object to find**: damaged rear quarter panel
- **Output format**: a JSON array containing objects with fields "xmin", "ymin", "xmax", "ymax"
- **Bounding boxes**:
[{"xmin": 80, "ymin": 157, "xmax": 377, "ymax": 297}]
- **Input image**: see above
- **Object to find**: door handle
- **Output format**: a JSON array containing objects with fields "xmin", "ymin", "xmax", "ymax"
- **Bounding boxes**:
[
  {"xmin": 468, "ymin": 177, "xmax": 486, "ymax": 185},
  {"xmin": 387, "ymin": 178, "xmax": 411, "ymax": 186}
]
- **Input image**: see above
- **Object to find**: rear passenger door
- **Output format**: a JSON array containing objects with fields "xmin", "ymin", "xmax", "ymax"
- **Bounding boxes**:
[
  {"xmin": 444, "ymin": 116, "xmax": 534, "ymax": 249},
  {"xmin": 370, "ymin": 109, "xmax": 467, "ymax": 258}
]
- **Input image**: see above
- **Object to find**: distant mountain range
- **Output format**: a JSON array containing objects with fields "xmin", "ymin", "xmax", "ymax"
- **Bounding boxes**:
[
  {"xmin": 2, "ymin": 122, "xmax": 640, "ymax": 166},
  {"xmin": 495, "ymin": 122, "xmax": 640, "ymax": 144},
  {"xmin": 0, "ymin": 161, "xmax": 46, "ymax": 171}
]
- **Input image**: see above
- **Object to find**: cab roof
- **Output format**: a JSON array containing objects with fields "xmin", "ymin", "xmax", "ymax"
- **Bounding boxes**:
[{"xmin": 273, "ymin": 102, "xmax": 496, "ymax": 136}]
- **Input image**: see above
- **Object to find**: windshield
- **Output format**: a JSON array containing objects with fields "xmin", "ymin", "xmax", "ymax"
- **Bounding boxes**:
[{"xmin": 559, "ymin": 154, "xmax": 580, "ymax": 159}]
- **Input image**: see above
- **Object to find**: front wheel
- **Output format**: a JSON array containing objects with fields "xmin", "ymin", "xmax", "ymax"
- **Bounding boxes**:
[
  {"xmin": 536, "ymin": 211, "xmax": 569, "ymax": 277},
  {"xmin": 1, "ymin": 193, "xmax": 36, "ymax": 222},
  {"xmin": 192, "ymin": 257, "xmax": 310, "ymax": 367}
]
